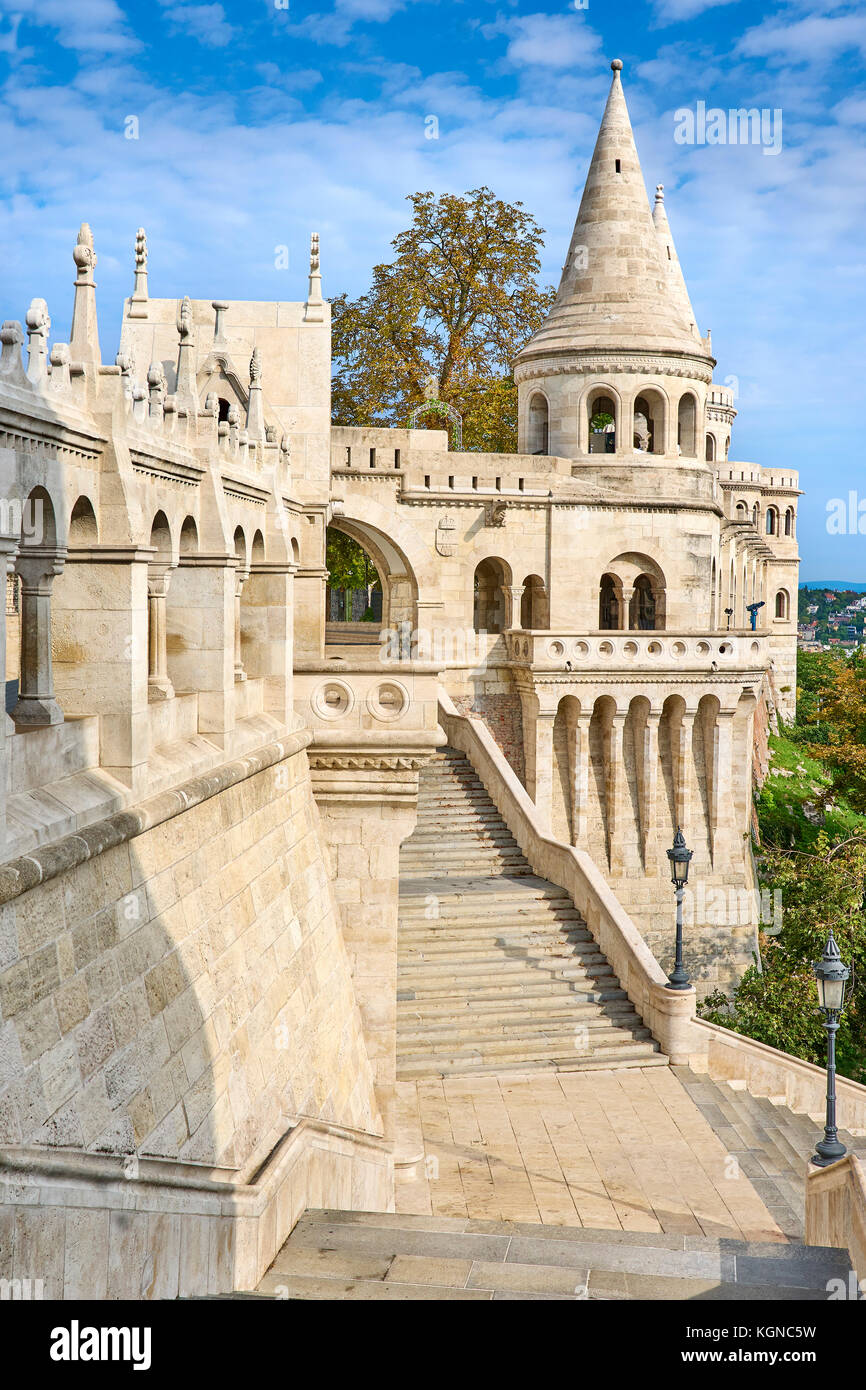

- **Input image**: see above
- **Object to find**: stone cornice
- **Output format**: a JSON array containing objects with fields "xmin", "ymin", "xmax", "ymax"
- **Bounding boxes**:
[{"xmin": 514, "ymin": 351, "xmax": 714, "ymax": 386}]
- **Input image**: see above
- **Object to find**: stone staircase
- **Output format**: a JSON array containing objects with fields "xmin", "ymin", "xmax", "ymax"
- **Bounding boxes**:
[
  {"xmin": 396, "ymin": 747, "xmax": 666, "ymax": 1078},
  {"xmin": 256, "ymin": 1209, "xmax": 853, "ymax": 1300},
  {"xmin": 674, "ymin": 1066, "xmax": 866, "ymax": 1241}
]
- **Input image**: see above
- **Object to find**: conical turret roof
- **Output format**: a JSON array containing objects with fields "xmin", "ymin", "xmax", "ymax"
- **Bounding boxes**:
[
  {"xmin": 517, "ymin": 61, "xmax": 711, "ymax": 364},
  {"xmin": 652, "ymin": 183, "xmax": 699, "ymax": 336}
]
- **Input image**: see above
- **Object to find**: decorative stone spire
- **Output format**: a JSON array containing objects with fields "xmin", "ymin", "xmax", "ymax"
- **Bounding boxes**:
[
  {"xmin": 652, "ymin": 184, "xmax": 699, "ymax": 337},
  {"xmin": 128, "ymin": 228, "xmax": 149, "ymax": 319},
  {"xmin": 304, "ymin": 232, "xmax": 324, "ymax": 323},
  {"xmin": 147, "ymin": 361, "xmax": 167, "ymax": 421},
  {"xmin": 25, "ymin": 299, "xmax": 51, "ymax": 383},
  {"xmin": 516, "ymin": 61, "xmax": 710, "ymax": 364},
  {"xmin": 69, "ymin": 222, "xmax": 101, "ymax": 366},
  {"xmin": 246, "ymin": 346, "xmax": 265, "ymax": 441},
  {"xmin": 212, "ymin": 300, "xmax": 229, "ymax": 344},
  {"xmin": 174, "ymin": 295, "xmax": 199, "ymax": 410}
]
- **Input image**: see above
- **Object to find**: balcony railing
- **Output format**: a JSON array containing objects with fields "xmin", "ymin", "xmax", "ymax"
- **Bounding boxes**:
[{"xmin": 506, "ymin": 629, "xmax": 768, "ymax": 670}]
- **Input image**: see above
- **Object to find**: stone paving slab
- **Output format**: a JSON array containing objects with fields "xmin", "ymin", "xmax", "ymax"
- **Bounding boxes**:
[{"xmin": 396, "ymin": 1068, "xmax": 788, "ymax": 1242}]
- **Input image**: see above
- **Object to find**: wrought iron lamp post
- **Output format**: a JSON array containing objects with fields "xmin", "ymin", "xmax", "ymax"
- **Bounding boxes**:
[
  {"xmin": 665, "ymin": 828, "xmax": 693, "ymax": 991},
  {"xmin": 811, "ymin": 930, "xmax": 850, "ymax": 1168}
]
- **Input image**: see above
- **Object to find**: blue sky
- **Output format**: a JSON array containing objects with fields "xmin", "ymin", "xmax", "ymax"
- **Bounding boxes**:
[{"xmin": 0, "ymin": 0, "xmax": 864, "ymax": 576}]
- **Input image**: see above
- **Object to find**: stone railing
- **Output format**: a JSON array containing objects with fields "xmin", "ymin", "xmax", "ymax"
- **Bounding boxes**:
[
  {"xmin": 690, "ymin": 1019, "xmax": 866, "ymax": 1134},
  {"xmin": 506, "ymin": 629, "xmax": 768, "ymax": 670},
  {"xmin": 438, "ymin": 690, "xmax": 699, "ymax": 1062},
  {"xmin": 806, "ymin": 1155, "xmax": 866, "ymax": 1287}
]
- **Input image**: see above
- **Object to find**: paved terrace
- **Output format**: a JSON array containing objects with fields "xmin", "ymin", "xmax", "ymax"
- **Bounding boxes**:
[{"xmin": 394, "ymin": 1065, "xmax": 857, "ymax": 1243}]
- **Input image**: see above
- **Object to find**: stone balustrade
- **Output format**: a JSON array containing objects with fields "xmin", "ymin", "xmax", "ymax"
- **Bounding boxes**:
[{"xmin": 506, "ymin": 628, "xmax": 769, "ymax": 671}]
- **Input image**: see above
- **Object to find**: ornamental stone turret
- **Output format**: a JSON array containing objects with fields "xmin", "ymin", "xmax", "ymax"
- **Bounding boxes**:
[{"xmin": 514, "ymin": 60, "xmax": 716, "ymax": 463}]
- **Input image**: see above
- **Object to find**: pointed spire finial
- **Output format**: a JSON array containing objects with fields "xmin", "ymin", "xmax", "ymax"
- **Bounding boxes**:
[
  {"xmin": 655, "ymin": 183, "xmax": 665, "ymax": 204},
  {"xmin": 611, "ymin": 59, "xmax": 623, "ymax": 72},
  {"xmin": 129, "ymin": 228, "xmax": 149, "ymax": 318},
  {"xmin": 304, "ymin": 232, "xmax": 324, "ymax": 323},
  {"xmin": 70, "ymin": 222, "xmax": 101, "ymax": 366}
]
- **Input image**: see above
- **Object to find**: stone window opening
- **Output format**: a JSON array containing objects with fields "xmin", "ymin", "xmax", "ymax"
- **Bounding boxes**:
[
  {"xmin": 705, "ymin": 433, "xmax": 715, "ymax": 462},
  {"xmin": 599, "ymin": 573, "xmax": 621, "ymax": 630},
  {"xmin": 527, "ymin": 392, "xmax": 549, "ymax": 455},
  {"xmin": 474, "ymin": 558, "xmax": 508, "ymax": 634},
  {"xmin": 11, "ymin": 486, "xmax": 65, "ymax": 726},
  {"xmin": 766, "ymin": 507, "xmax": 779, "ymax": 536},
  {"xmin": 784, "ymin": 508, "xmax": 794, "ymax": 537},
  {"xmin": 233, "ymin": 526, "xmax": 249, "ymax": 683},
  {"xmin": 632, "ymin": 392, "xmax": 664, "ymax": 454},
  {"xmin": 147, "ymin": 510, "xmax": 175, "ymax": 703},
  {"xmin": 589, "ymin": 394, "xmax": 617, "ymax": 454},
  {"xmin": 677, "ymin": 392, "xmax": 697, "ymax": 457},
  {"xmin": 218, "ymin": 397, "xmax": 231, "ymax": 423},
  {"xmin": 775, "ymin": 589, "xmax": 789, "ymax": 620},
  {"xmin": 615, "ymin": 159, "xmax": 622, "ymax": 173},
  {"xmin": 520, "ymin": 574, "xmax": 549, "ymax": 631},
  {"xmin": 630, "ymin": 575, "xmax": 658, "ymax": 631}
]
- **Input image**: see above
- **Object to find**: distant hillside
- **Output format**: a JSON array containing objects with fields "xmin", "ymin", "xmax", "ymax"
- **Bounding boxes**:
[{"xmin": 800, "ymin": 581, "xmax": 866, "ymax": 592}]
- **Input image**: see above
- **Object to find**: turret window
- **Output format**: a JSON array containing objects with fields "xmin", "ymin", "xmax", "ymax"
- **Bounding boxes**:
[
  {"xmin": 615, "ymin": 159, "xmax": 621, "ymax": 173},
  {"xmin": 589, "ymin": 394, "xmax": 617, "ymax": 454}
]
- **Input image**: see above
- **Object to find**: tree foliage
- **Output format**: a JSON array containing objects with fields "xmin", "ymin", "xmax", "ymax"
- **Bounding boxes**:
[
  {"xmin": 325, "ymin": 528, "xmax": 379, "ymax": 593},
  {"xmin": 330, "ymin": 187, "xmax": 555, "ymax": 453},
  {"xmin": 700, "ymin": 650, "xmax": 866, "ymax": 1083}
]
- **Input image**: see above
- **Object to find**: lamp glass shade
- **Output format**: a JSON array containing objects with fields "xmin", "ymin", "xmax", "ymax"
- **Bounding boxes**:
[
  {"xmin": 816, "ymin": 973, "xmax": 846, "ymax": 1012},
  {"xmin": 813, "ymin": 932, "xmax": 850, "ymax": 1013},
  {"xmin": 667, "ymin": 829, "xmax": 693, "ymax": 887}
]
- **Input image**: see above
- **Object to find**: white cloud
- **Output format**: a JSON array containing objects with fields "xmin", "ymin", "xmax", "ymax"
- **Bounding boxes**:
[
  {"xmin": 10, "ymin": 0, "xmax": 139, "ymax": 55},
  {"xmin": 652, "ymin": 0, "xmax": 741, "ymax": 23},
  {"xmin": 496, "ymin": 13, "xmax": 604, "ymax": 72},
  {"xmin": 738, "ymin": 13, "xmax": 866, "ymax": 64},
  {"xmin": 163, "ymin": 4, "xmax": 236, "ymax": 49}
]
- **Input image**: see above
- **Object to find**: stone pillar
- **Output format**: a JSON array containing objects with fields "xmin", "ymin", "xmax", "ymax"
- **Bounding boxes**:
[
  {"xmin": 709, "ymin": 707, "xmax": 737, "ymax": 862},
  {"xmin": 606, "ymin": 706, "xmax": 629, "ymax": 872},
  {"xmin": 294, "ymin": 566, "xmax": 327, "ymax": 658},
  {"xmin": 520, "ymin": 690, "xmax": 555, "ymax": 832},
  {"xmin": 641, "ymin": 705, "xmax": 662, "ymax": 872},
  {"xmin": 568, "ymin": 707, "xmax": 592, "ymax": 847},
  {"xmin": 241, "ymin": 563, "xmax": 294, "ymax": 724},
  {"xmin": 51, "ymin": 547, "xmax": 150, "ymax": 793},
  {"xmin": 11, "ymin": 549, "xmax": 66, "ymax": 726},
  {"xmin": 505, "ymin": 586, "xmax": 525, "ymax": 630},
  {"xmin": 146, "ymin": 563, "xmax": 175, "ymax": 702},
  {"xmin": 234, "ymin": 568, "xmax": 249, "ymax": 683},
  {"xmin": 676, "ymin": 706, "xmax": 699, "ymax": 838},
  {"xmin": 310, "ymin": 757, "xmax": 425, "ymax": 1144},
  {"xmin": 620, "ymin": 586, "xmax": 634, "ymax": 631},
  {"xmin": 165, "ymin": 555, "xmax": 236, "ymax": 749}
]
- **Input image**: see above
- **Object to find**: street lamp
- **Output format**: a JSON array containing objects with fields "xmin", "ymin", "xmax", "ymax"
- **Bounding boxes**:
[
  {"xmin": 811, "ymin": 929, "xmax": 851, "ymax": 1168},
  {"xmin": 665, "ymin": 828, "xmax": 693, "ymax": 991}
]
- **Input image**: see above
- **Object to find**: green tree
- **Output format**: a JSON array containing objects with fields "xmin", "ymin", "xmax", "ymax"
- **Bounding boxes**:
[
  {"xmin": 325, "ymin": 529, "xmax": 380, "ymax": 621},
  {"xmin": 331, "ymin": 187, "xmax": 556, "ymax": 453}
]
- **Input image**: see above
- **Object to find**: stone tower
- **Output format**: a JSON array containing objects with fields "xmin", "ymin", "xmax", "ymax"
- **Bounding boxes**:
[{"xmin": 514, "ymin": 60, "xmax": 715, "ymax": 463}]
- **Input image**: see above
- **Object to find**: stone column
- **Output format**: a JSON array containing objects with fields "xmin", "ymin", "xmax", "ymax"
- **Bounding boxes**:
[
  {"xmin": 241, "ymin": 563, "xmax": 294, "ymax": 725},
  {"xmin": 620, "ymin": 586, "xmax": 634, "ymax": 631},
  {"xmin": 234, "ymin": 567, "xmax": 249, "ymax": 682},
  {"xmin": 675, "ymin": 705, "xmax": 699, "ymax": 838},
  {"xmin": 11, "ymin": 548, "xmax": 66, "ymax": 726},
  {"xmin": 606, "ymin": 706, "xmax": 629, "ymax": 872},
  {"xmin": 0, "ymin": 537, "xmax": 18, "ymax": 853},
  {"xmin": 505, "ymin": 586, "xmax": 525, "ymax": 630},
  {"xmin": 568, "ymin": 707, "xmax": 592, "ymax": 847},
  {"xmin": 146, "ymin": 563, "xmax": 175, "ymax": 702},
  {"xmin": 520, "ymin": 689, "xmax": 555, "ymax": 832},
  {"xmin": 709, "ymin": 707, "xmax": 737, "ymax": 863},
  {"xmin": 641, "ymin": 705, "xmax": 663, "ymax": 872}
]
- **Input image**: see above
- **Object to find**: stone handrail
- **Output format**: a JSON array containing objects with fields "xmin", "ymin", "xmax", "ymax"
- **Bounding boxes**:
[
  {"xmin": 505, "ymin": 629, "xmax": 768, "ymax": 670},
  {"xmin": 691, "ymin": 1017, "xmax": 866, "ymax": 1134},
  {"xmin": 438, "ymin": 691, "xmax": 700, "ymax": 1062},
  {"xmin": 806, "ymin": 1154, "xmax": 866, "ymax": 1286}
]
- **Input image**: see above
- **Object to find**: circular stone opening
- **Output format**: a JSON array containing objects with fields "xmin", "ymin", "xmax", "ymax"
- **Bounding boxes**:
[
  {"xmin": 313, "ymin": 680, "xmax": 354, "ymax": 720},
  {"xmin": 367, "ymin": 679, "xmax": 409, "ymax": 722}
]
